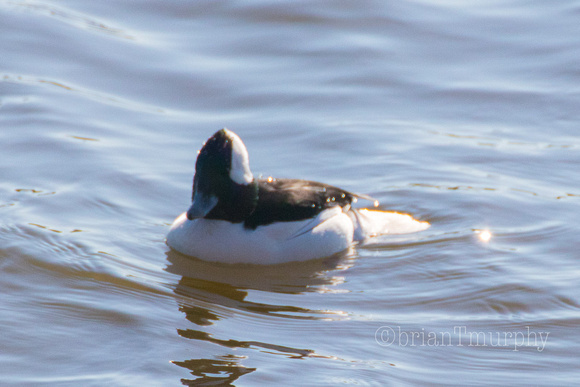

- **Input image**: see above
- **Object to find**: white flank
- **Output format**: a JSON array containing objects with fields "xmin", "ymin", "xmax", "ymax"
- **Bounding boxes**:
[
  {"xmin": 226, "ymin": 129, "xmax": 254, "ymax": 185},
  {"xmin": 167, "ymin": 207, "xmax": 354, "ymax": 264},
  {"xmin": 166, "ymin": 206, "xmax": 430, "ymax": 265}
]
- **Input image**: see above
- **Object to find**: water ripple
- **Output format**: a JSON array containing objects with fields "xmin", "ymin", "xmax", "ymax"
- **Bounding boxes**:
[
  {"xmin": 1, "ymin": 73, "xmax": 168, "ymax": 114},
  {"xmin": 0, "ymin": 0, "xmax": 137, "ymax": 40}
]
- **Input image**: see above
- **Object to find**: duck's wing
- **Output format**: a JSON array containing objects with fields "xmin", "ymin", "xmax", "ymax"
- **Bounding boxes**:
[{"xmin": 243, "ymin": 178, "xmax": 355, "ymax": 229}]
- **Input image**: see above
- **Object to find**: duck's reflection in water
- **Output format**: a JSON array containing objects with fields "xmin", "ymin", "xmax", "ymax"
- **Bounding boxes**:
[
  {"xmin": 172, "ymin": 356, "xmax": 255, "ymax": 387},
  {"xmin": 165, "ymin": 248, "xmax": 355, "ymax": 385}
]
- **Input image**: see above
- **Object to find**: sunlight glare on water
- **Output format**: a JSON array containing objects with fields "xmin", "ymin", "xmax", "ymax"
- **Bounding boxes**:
[{"xmin": 477, "ymin": 229, "xmax": 492, "ymax": 243}]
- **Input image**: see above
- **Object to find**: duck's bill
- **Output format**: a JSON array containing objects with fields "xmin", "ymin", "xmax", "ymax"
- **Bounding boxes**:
[{"xmin": 186, "ymin": 192, "xmax": 218, "ymax": 220}]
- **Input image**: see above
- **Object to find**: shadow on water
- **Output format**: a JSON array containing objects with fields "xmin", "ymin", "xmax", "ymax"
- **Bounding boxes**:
[{"xmin": 164, "ymin": 249, "xmax": 355, "ymax": 385}]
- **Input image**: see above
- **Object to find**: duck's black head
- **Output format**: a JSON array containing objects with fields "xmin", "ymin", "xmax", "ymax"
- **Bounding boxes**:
[{"xmin": 187, "ymin": 129, "xmax": 258, "ymax": 222}]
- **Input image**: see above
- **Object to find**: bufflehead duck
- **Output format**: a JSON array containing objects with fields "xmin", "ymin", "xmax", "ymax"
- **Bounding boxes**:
[{"xmin": 167, "ymin": 129, "xmax": 429, "ymax": 264}]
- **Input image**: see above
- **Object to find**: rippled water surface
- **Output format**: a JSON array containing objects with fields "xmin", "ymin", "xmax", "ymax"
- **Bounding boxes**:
[{"xmin": 2, "ymin": 1, "xmax": 580, "ymax": 385}]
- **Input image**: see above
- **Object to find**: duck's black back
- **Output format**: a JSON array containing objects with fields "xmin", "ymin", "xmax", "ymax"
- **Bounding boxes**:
[{"xmin": 244, "ymin": 178, "xmax": 354, "ymax": 229}]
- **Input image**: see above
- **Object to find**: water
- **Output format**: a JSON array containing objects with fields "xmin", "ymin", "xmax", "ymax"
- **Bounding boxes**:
[{"xmin": 1, "ymin": 0, "xmax": 580, "ymax": 385}]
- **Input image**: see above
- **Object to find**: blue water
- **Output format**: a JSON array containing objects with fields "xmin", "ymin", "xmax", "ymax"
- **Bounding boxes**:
[{"xmin": 1, "ymin": 0, "xmax": 580, "ymax": 385}]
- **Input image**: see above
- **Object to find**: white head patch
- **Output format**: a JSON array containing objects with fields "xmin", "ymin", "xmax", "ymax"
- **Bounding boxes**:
[{"xmin": 226, "ymin": 129, "xmax": 254, "ymax": 185}]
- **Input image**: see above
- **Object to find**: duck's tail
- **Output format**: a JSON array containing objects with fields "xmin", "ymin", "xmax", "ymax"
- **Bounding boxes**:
[{"xmin": 350, "ymin": 209, "xmax": 429, "ymax": 241}]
